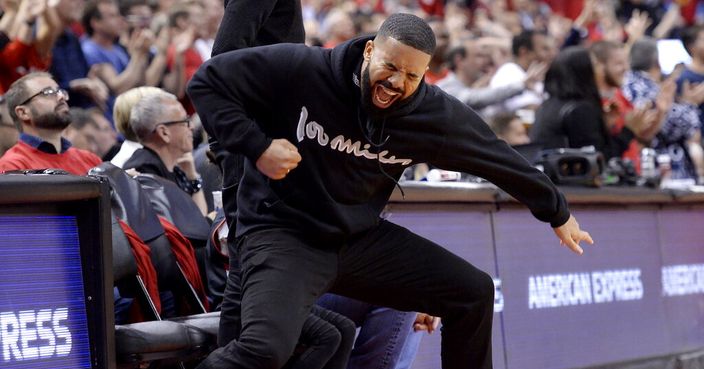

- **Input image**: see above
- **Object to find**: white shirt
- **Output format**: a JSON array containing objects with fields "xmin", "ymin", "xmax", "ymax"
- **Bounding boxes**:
[
  {"xmin": 489, "ymin": 62, "xmax": 543, "ymax": 112},
  {"xmin": 110, "ymin": 140, "xmax": 143, "ymax": 168},
  {"xmin": 195, "ymin": 39, "xmax": 215, "ymax": 62}
]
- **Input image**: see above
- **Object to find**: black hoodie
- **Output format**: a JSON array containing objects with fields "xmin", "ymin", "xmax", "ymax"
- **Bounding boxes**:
[{"xmin": 187, "ymin": 36, "xmax": 570, "ymax": 243}]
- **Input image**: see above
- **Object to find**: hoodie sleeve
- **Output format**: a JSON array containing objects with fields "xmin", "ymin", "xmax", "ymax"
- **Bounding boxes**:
[
  {"xmin": 187, "ymin": 46, "xmax": 297, "ymax": 163},
  {"xmin": 431, "ymin": 97, "xmax": 571, "ymax": 227},
  {"xmin": 211, "ymin": 0, "xmax": 278, "ymax": 56}
]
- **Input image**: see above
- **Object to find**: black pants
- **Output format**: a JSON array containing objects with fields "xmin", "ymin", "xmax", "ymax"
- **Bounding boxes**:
[
  {"xmin": 197, "ymin": 220, "xmax": 495, "ymax": 369},
  {"xmin": 284, "ymin": 305, "xmax": 355, "ymax": 369}
]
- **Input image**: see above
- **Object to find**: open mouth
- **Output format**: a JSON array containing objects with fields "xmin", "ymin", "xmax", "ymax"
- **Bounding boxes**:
[{"xmin": 373, "ymin": 84, "xmax": 402, "ymax": 108}]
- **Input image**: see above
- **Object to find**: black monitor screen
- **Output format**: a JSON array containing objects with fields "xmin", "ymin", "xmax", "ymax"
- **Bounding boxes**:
[{"xmin": 0, "ymin": 174, "xmax": 113, "ymax": 369}]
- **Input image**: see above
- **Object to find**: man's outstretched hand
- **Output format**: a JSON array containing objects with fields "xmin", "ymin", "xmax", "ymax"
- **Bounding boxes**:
[{"xmin": 553, "ymin": 215, "xmax": 594, "ymax": 255}]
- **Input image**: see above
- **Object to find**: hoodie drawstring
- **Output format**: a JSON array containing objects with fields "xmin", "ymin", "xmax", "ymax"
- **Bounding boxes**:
[{"xmin": 357, "ymin": 109, "xmax": 405, "ymax": 199}]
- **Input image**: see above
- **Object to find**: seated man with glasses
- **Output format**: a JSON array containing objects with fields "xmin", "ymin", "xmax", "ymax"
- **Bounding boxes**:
[
  {"xmin": 124, "ymin": 89, "xmax": 207, "ymax": 215},
  {"xmin": 0, "ymin": 72, "xmax": 102, "ymax": 174},
  {"xmin": 0, "ymin": 95, "xmax": 19, "ymax": 157}
]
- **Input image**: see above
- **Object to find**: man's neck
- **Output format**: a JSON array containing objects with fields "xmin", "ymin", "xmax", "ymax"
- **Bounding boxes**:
[
  {"xmin": 595, "ymin": 75, "xmax": 610, "ymax": 96},
  {"xmin": 690, "ymin": 58, "xmax": 704, "ymax": 74},
  {"xmin": 599, "ymin": 84, "xmax": 617, "ymax": 99},
  {"xmin": 455, "ymin": 69, "xmax": 475, "ymax": 87},
  {"xmin": 516, "ymin": 57, "xmax": 530, "ymax": 71},
  {"xmin": 144, "ymin": 143, "xmax": 176, "ymax": 171},
  {"xmin": 24, "ymin": 126, "xmax": 63, "ymax": 153},
  {"xmin": 647, "ymin": 66, "xmax": 661, "ymax": 82},
  {"xmin": 91, "ymin": 33, "xmax": 115, "ymax": 48},
  {"xmin": 58, "ymin": 16, "xmax": 72, "ymax": 29}
]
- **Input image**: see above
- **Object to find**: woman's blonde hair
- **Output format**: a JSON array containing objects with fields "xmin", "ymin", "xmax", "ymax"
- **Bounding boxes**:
[{"xmin": 113, "ymin": 86, "xmax": 164, "ymax": 141}]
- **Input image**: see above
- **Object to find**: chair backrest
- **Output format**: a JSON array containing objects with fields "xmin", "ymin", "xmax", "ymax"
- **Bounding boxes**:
[
  {"xmin": 136, "ymin": 174, "xmax": 211, "ymax": 313},
  {"xmin": 91, "ymin": 164, "xmax": 208, "ymax": 316},
  {"xmin": 135, "ymin": 231, "xmax": 207, "ymax": 316},
  {"xmin": 90, "ymin": 163, "xmax": 164, "ymax": 242},
  {"xmin": 112, "ymin": 215, "xmax": 137, "ymax": 282},
  {"xmin": 89, "ymin": 163, "xmax": 180, "ymax": 289},
  {"xmin": 111, "ymin": 214, "xmax": 160, "ymax": 322},
  {"xmin": 135, "ymin": 174, "xmax": 210, "ymax": 244}
]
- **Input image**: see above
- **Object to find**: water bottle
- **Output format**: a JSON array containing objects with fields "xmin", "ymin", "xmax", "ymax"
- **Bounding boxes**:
[
  {"xmin": 640, "ymin": 148, "xmax": 658, "ymax": 186},
  {"xmin": 656, "ymin": 154, "xmax": 671, "ymax": 182}
]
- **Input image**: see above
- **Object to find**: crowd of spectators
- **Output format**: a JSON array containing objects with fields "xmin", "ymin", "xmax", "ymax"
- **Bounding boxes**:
[
  {"xmin": 3, "ymin": 0, "xmax": 704, "ymax": 367},
  {"xmin": 0, "ymin": 0, "xmax": 704, "ymax": 183},
  {"xmin": 3, "ymin": 0, "xmax": 704, "ymax": 181}
]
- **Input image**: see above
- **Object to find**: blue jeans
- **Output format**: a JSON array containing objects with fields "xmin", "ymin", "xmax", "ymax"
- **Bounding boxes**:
[{"xmin": 316, "ymin": 294, "xmax": 423, "ymax": 369}]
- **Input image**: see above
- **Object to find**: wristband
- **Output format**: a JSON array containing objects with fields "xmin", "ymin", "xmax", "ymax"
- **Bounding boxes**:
[{"xmin": 187, "ymin": 177, "xmax": 203, "ymax": 195}]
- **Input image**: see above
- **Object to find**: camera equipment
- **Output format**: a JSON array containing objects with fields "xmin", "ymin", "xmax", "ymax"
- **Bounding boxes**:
[{"xmin": 536, "ymin": 148, "xmax": 605, "ymax": 187}]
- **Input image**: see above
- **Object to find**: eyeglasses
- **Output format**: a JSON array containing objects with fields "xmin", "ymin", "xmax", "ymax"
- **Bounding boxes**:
[
  {"xmin": 20, "ymin": 87, "xmax": 69, "ymax": 105},
  {"xmin": 153, "ymin": 116, "xmax": 192, "ymax": 131}
]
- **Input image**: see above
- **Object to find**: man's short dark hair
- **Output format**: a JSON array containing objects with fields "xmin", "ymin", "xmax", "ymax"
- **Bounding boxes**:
[
  {"xmin": 69, "ymin": 108, "xmax": 99, "ymax": 130},
  {"xmin": 446, "ymin": 45, "xmax": 467, "ymax": 72},
  {"xmin": 168, "ymin": 4, "xmax": 191, "ymax": 28},
  {"xmin": 589, "ymin": 40, "xmax": 622, "ymax": 64},
  {"xmin": 118, "ymin": 0, "xmax": 148, "ymax": 17},
  {"xmin": 512, "ymin": 30, "xmax": 535, "ymax": 57},
  {"xmin": 5, "ymin": 72, "xmax": 54, "ymax": 131},
  {"xmin": 681, "ymin": 25, "xmax": 704, "ymax": 56},
  {"xmin": 83, "ymin": 0, "xmax": 115, "ymax": 36},
  {"xmin": 489, "ymin": 112, "xmax": 519, "ymax": 137},
  {"xmin": 376, "ymin": 13, "xmax": 436, "ymax": 56},
  {"xmin": 629, "ymin": 38, "xmax": 659, "ymax": 72}
]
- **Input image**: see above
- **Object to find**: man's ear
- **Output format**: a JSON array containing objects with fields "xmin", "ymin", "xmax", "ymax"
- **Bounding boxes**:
[
  {"xmin": 14, "ymin": 105, "xmax": 29, "ymax": 122},
  {"xmin": 590, "ymin": 55, "xmax": 603, "ymax": 75},
  {"xmin": 90, "ymin": 17, "xmax": 100, "ymax": 34},
  {"xmin": 364, "ymin": 40, "xmax": 374, "ymax": 61},
  {"xmin": 154, "ymin": 125, "xmax": 170, "ymax": 143}
]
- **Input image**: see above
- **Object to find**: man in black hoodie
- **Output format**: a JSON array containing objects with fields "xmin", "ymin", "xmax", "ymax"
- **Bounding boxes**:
[
  {"xmin": 188, "ymin": 13, "xmax": 593, "ymax": 369},
  {"xmin": 207, "ymin": 0, "xmax": 305, "ymax": 347}
]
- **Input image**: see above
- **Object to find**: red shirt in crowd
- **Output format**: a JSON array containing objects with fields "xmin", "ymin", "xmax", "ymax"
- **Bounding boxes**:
[
  {"xmin": 0, "ymin": 41, "xmax": 51, "ymax": 94},
  {"xmin": 166, "ymin": 46, "xmax": 203, "ymax": 115},
  {"xmin": 0, "ymin": 140, "xmax": 102, "ymax": 175},
  {"xmin": 603, "ymin": 89, "xmax": 641, "ymax": 168}
]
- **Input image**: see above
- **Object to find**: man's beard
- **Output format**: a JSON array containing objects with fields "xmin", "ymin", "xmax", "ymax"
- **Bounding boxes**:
[
  {"xmin": 31, "ymin": 105, "xmax": 71, "ymax": 130},
  {"xmin": 360, "ymin": 63, "xmax": 403, "ymax": 120}
]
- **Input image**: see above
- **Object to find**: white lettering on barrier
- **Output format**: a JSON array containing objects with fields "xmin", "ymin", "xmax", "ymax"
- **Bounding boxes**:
[
  {"xmin": 662, "ymin": 264, "xmax": 704, "ymax": 296},
  {"xmin": 528, "ymin": 269, "xmax": 643, "ymax": 309},
  {"xmin": 0, "ymin": 308, "xmax": 72, "ymax": 363},
  {"xmin": 591, "ymin": 269, "xmax": 643, "ymax": 303},
  {"xmin": 528, "ymin": 273, "xmax": 593, "ymax": 309}
]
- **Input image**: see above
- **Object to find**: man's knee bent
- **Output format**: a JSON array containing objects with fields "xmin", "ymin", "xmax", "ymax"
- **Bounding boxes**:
[
  {"xmin": 456, "ymin": 268, "xmax": 495, "ymax": 308},
  {"xmin": 235, "ymin": 335, "xmax": 298, "ymax": 369}
]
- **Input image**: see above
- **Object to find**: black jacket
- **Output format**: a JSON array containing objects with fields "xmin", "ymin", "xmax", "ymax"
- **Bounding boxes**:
[
  {"xmin": 188, "ymin": 37, "xmax": 571, "ymax": 242},
  {"xmin": 531, "ymin": 98, "xmax": 635, "ymax": 160},
  {"xmin": 124, "ymin": 147, "xmax": 191, "ymax": 194},
  {"xmin": 210, "ymin": 0, "xmax": 306, "ymax": 234},
  {"xmin": 212, "ymin": 0, "xmax": 304, "ymax": 57}
]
